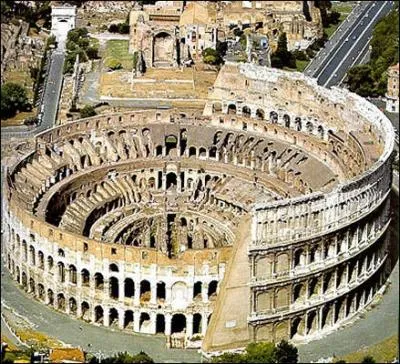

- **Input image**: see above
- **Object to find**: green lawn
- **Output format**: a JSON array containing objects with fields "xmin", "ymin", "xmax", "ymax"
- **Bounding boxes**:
[
  {"xmin": 283, "ymin": 59, "xmax": 310, "ymax": 73},
  {"xmin": 103, "ymin": 40, "xmax": 134, "ymax": 70},
  {"xmin": 336, "ymin": 335, "xmax": 398, "ymax": 363}
]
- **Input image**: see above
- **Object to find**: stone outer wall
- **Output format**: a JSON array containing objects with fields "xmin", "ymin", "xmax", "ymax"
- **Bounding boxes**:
[{"xmin": 3, "ymin": 64, "xmax": 395, "ymax": 353}]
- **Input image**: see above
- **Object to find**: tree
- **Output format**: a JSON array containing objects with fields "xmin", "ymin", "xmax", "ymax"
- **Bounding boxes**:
[
  {"xmin": 271, "ymin": 32, "xmax": 296, "ymax": 69},
  {"xmin": 202, "ymin": 48, "xmax": 223, "ymax": 65},
  {"xmin": 1, "ymin": 83, "xmax": 29, "ymax": 119},
  {"xmin": 118, "ymin": 22, "xmax": 130, "ymax": 34},
  {"xmin": 86, "ymin": 46, "xmax": 99, "ymax": 59},
  {"xmin": 80, "ymin": 105, "xmax": 96, "ymax": 118},
  {"xmin": 89, "ymin": 351, "xmax": 154, "ymax": 363},
  {"xmin": 345, "ymin": 65, "xmax": 375, "ymax": 97},
  {"xmin": 274, "ymin": 340, "xmax": 298, "ymax": 363},
  {"xmin": 108, "ymin": 23, "xmax": 119, "ymax": 33},
  {"xmin": 106, "ymin": 58, "xmax": 122, "ymax": 70},
  {"xmin": 361, "ymin": 356, "xmax": 376, "ymax": 364},
  {"xmin": 245, "ymin": 342, "xmax": 277, "ymax": 363},
  {"xmin": 210, "ymin": 352, "xmax": 247, "ymax": 363}
]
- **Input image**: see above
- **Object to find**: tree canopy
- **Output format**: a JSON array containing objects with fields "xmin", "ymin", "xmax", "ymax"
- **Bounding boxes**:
[
  {"xmin": 210, "ymin": 340, "xmax": 298, "ymax": 363},
  {"xmin": 202, "ymin": 47, "xmax": 223, "ymax": 65},
  {"xmin": 80, "ymin": 105, "xmax": 97, "ymax": 118},
  {"xmin": 345, "ymin": 8, "xmax": 399, "ymax": 97},
  {"xmin": 271, "ymin": 32, "xmax": 296, "ymax": 69},
  {"xmin": 88, "ymin": 351, "xmax": 154, "ymax": 364},
  {"xmin": 1, "ymin": 83, "xmax": 30, "ymax": 120}
]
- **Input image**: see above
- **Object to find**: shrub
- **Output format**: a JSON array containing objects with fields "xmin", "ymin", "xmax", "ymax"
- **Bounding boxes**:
[
  {"xmin": 80, "ymin": 105, "xmax": 97, "ymax": 118},
  {"xmin": 105, "ymin": 58, "xmax": 122, "ymax": 70}
]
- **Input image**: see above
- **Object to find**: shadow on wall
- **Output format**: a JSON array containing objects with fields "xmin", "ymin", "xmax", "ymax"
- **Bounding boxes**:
[{"xmin": 388, "ymin": 190, "xmax": 399, "ymax": 272}]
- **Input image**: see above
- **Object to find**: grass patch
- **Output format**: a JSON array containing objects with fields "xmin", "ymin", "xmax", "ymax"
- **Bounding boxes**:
[
  {"xmin": 103, "ymin": 40, "xmax": 134, "ymax": 70},
  {"xmin": 15, "ymin": 328, "xmax": 63, "ymax": 349},
  {"xmin": 295, "ymin": 59, "xmax": 310, "ymax": 72},
  {"xmin": 1, "ymin": 109, "xmax": 37, "ymax": 127},
  {"xmin": 336, "ymin": 335, "xmax": 398, "ymax": 363},
  {"xmin": 324, "ymin": 12, "xmax": 348, "ymax": 39},
  {"xmin": 332, "ymin": 3, "xmax": 354, "ymax": 14},
  {"xmin": 1, "ymin": 334, "xmax": 19, "ymax": 351}
]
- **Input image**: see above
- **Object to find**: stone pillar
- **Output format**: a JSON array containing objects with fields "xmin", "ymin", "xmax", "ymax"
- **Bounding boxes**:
[
  {"xmin": 104, "ymin": 278, "xmax": 109, "ymax": 298},
  {"xmin": 91, "ymin": 307, "xmax": 96, "ymax": 323},
  {"xmin": 103, "ymin": 308, "xmax": 110, "ymax": 327},
  {"xmin": 133, "ymin": 311, "xmax": 141, "ymax": 332},
  {"xmin": 165, "ymin": 313, "xmax": 172, "ymax": 336},
  {"xmin": 119, "ymin": 279, "xmax": 125, "ymax": 302},
  {"xmin": 134, "ymin": 283, "xmax": 140, "ymax": 306},
  {"xmin": 202, "ymin": 283, "xmax": 209, "ymax": 303},
  {"xmin": 201, "ymin": 312, "xmax": 208, "ymax": 336},
  {"xmin": 150, "ymin": 311, "xmax": 157, "ymax": 334},
  {"xmin": 150, "ymin": 282, "xmax": 157, "ymax": 304},
  {"xmin": 165, "ymin": 283, "xmax": 172, "ymax": 304},
  {"xmin": 186, "ymin": 313, "xmax": 193, "ymax": 337},
  {"xmin": 118, "ymin": 308, "xmax": 125, "ymax": 330}
]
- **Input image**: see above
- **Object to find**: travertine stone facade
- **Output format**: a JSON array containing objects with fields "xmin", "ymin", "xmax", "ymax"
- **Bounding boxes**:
[
  {"xmin": 3, "ymin": 64, "xmax": 394, "ymax": 353},
  {"xmin": 386, "ymin": 63, "xmax": 399, "ymax": 113}
]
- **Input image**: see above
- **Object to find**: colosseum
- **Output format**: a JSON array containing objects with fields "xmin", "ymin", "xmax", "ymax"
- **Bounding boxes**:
[{"xmin": 2, "ymin": 63, "xmax": 395, "ymax": 354}]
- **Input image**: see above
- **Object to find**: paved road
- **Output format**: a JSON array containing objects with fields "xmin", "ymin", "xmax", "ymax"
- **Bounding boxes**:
[
  {"xmin": 304, "ymin": 1, "xmax": 369, "ymax": 77},
  {"xmin": 1, "ymin": 51, "xmax": 65, "ymax": 140},
  {"xmin": 306, "ymin": 1, "xmax": 394, "ymax": 87}
]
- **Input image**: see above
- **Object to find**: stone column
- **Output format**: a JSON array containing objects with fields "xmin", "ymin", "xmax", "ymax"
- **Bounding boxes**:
[
  {"xmin": 150, "ymin": 282, "xmax": 157, "ymax": 304},
  {"xmin": 103, "ymin": 308, "xmax": 110, "ymax": 327},
  {"xmin": 165, "ymin": 313, "xmax": 172, "ymax": 336},
  {"xmin": 202, "ymin": 282, "xmax": 209, "ymax": 303},
  {"xmin": 118, "ymin": 308, "xmax": 125, "ymax": 330},
  {"xmin": 134, "ymin": 283, "xmax": 140, "ymax": 306},
  {"xmin": 201, "ymin": 312, "xmax": 208, "ymax": 336},
  {"xmin": 119, "ymin": 279, "xmax": 125, "ymax": 303},
  {"xmin": 133, "ymin": 311, "xmax": 141, "ymax": 332},
  {"xmin": 104, "ymin": 278, "xmax": 109, "ymax": 298},
  {"xmin": 150, "ymin": 311, "xmax": 157, "ymax": 334},
  {"xmin": 186, "ymin": 313, "xmax": 193, "ymax": 338}
]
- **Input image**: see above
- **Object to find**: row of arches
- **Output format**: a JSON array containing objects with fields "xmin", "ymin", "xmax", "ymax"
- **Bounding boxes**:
[{"xmin": 223, "ymin": 103, "xmax": 328, "ymax": 138}]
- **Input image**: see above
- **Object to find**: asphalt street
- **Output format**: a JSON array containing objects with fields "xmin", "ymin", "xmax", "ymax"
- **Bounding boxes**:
[
  {"xmin": 306, "ymin": 1, "xmax": 394, "ymax": 87},
  {"xmin": 1, "ymin": 51, "xmax": 65, "ymax": 140}
]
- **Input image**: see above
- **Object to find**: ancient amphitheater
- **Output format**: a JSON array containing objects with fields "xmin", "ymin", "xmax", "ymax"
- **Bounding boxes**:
[{"xmin": 2, "ymin": 63, "xmax": 395, "ymax": 354}]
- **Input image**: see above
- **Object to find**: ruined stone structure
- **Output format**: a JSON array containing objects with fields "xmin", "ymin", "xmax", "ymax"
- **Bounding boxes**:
[
  {"xmin": 3, "ymin": 63, "xmax": 395, "ymax": 353},
  {"xmin": 386, "ymin": 63, "xmax": 399, "ymax": 114},
  {"xmin": 51, "ymin": 4, "xmax": 76, "ymax": 48},
  {"xmin": 217, "ymin": 1, "xmax": 323, "ymax": 50}
]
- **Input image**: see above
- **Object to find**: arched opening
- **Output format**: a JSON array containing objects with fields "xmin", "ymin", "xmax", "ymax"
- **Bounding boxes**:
[
  {"xmin": 189, "ymin": 147, "xmax": 197, "ymax": 157},
  {"xmin": 38, "ymin": 251, "xmax": 45, "ymax": 269},
  {"xmin": 208, "ymin": 280, "xmax": 218, "ymax": 299},
  {"xmin": 69, "ymin": 297, "xmax": 77, "ymax": 315},
  {"xmin": 165, "ymin": 135, "xmax": 178, "ymax": 156},
  {"xmin": 171, "ymin": 314, "xmax": 186, "ymax": 334},
  {"xmin": 38, "ymin": 284, "xmax": 45, "ymax": 300},
  {"xmin": 242, "ymin": 106, "xmax": 251, "ymax": 117},
  {"xmin": 29, "ymin": 277, "xmax": 35, "ymax": 293},
  {"xmin": 209, "ymin": 147, "xmax": 217, "ymax": 159},
  {"xmin": 109, "ymin": 277, "xmax": 119, "ymax": 299},
  {"xmin": 270, "ymin": 111, "xmax": 278, "ymax": 124},
  {"xmin": 198, "ymin": 147, "xmax": 207, "ymax": 158},
  {"xmin": 227, "ymin": 104, "xmax": 237, "ymax": 115},
  {"xmin": 256, "ymin": 109, "xmax": 265, "ymax": 120},
  {"xmin": 306, "ymin": 121, "xmax": 314, "ymax": 133},
  {"xmin": 95, "ymin": 305, "xmax": 104, "ymax": 323},
  {"xmin": 81, "ymin": 301, "xmax": 90, "ymax": 320},
  {"xmin": 57, "ymin": 293, "xmax": 66, "ymax": 311},
  {"xmin": 317, "ymin": 125, "xmax": 325, "ymax": 139},
  {"xmin": 69, "ymin": 264, "xmax": 77, "ymax": 284},
  {"xmin": 47, "ymin": 256, "xmax": 54, "ymax": 271},
  {"xmin": 295, "ymin": 117, "xmax": 302, "ymax": 131},
  {"xmin": 29, "ymin": 245, "xmax": 35, "ymax": 265},
  {"xmin": 124, "ymin": 310, "xmax": 134, "ymax": 329},
  {"xmin": 94, "ymin": 273, "xmax": 104, "ymax": 290},
  {"xmin": 109, "ymin": 308, "xmax": 119, "ymax": 327},
  {"xmin": 153, "ymin": 31, "xmax": 175, "ymax": 67},
  {"xmin": 81, "ymin": 269, "xmax": 90, "ymax": 287},
  {"xmin": 290, "ymin": 316, "xmax": 302, "ymax": 339},
  {"xmin": 125, "ymin": 278, "xmax": 135, "ymax": 298},
  {"xmin": 47, "ymin": 289, "xmax": 54, "ymax": 305},
  {"xmin": 109, "ymin": 263, "xmax": 119, "ymax": 272},
  {"xmin": 193, "ymin": 281, "xmax": 202, "ymax": 300},
  {"xmin": 58, "ymin": 262, "xmax": 65, "ymax": 283},
  {"xmin": 157, "ymin": 281, "xmax": 166, "ymax": 301},
  {"xmin": 140, "ymin": 280, "xmax": 151, "ymax": 302},
  {"xmin": 293, "ymin": 284, "xmax": 304, "ymax": 303},
  {"xmin": 283, "ymin": 114, "xmax": 290, "ymax": 128},
  {"xmin": 193, "ymin": 313, "xmax": 202, "ymax": 334},
  {"xmin": 140, "ymin": 312, "xmax": 151, "ymax": 332},
  {"xmin": 156, "ymin": 145, "xmax": 163, "ymax": 157},
  {"xmin": 156, "ymin": 314, "xmax": 165, "ymax": 334},
  {"xmin": 166, "ymin": 172, "xmax": 177, "ymax": 190}
]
